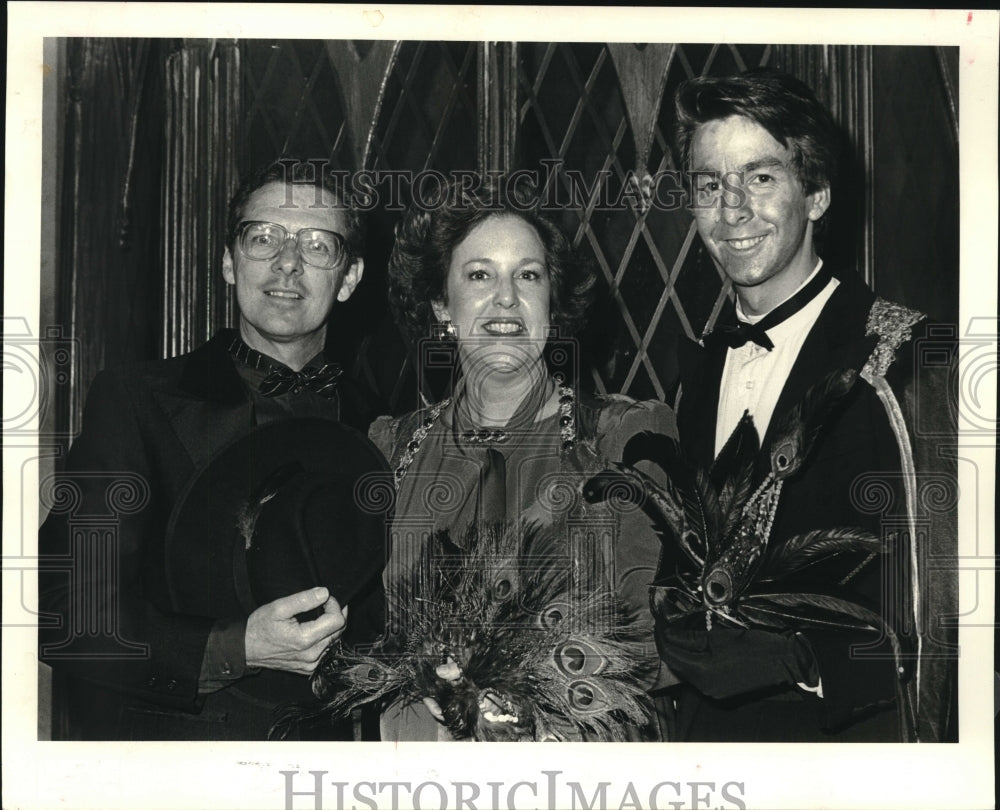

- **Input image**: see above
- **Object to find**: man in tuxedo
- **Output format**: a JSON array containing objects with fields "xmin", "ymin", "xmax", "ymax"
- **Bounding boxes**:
[
  {"xmin": 39, "ymin": 159, "xmax": 382, "ymax": 740},
  {"xmin": 657, "ymin": 70, "xmax": 957, "ymax": 741}
]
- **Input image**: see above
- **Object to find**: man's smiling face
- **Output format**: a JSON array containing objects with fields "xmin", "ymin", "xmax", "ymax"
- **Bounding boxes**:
[
  {"xmin": 222, "ymin": 181, "xmax": 362, "ymax": 359},
  {"xmin": 690, "ymin": 115, "xmax": 830, "ymax": 314}
]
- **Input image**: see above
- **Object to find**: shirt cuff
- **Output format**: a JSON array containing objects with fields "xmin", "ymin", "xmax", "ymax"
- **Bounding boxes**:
[
  {"xmin": 793, "ymin": 632, "xmax": 823, "ymax": 698},
  {"xmin": 198, "ymin": 617, "xmax": 249, "ymax": 694},
  {"xmin": 797, "ymin": 677, "xmax": 825, "ymax": 698}
]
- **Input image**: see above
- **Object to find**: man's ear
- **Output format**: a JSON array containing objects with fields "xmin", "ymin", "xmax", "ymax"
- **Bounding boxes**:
[
  {"xmin": 222, "ymin": 248, "xmax": 236, "ymax": 285},
  {"xmin": 431, "ymin": 299, "xmax": 450, "ymax": 323},
  {"xmin": 807, "ymin": 186, "xmax": 831, "ymax": 222},
  {"xmin": 336, "ymin": 258, "xmax": 365, "ymax": 302}
]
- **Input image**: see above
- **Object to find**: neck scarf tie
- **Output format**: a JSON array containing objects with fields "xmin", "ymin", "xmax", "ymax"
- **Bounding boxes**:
[{"xmin": 477, "ymin": 448, "xmax": 508, "ymax": 524}]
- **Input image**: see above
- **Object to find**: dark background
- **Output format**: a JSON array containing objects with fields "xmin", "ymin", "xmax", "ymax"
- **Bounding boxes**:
[
  {"xmin": 41, "ymin": 39, "xmax": 959, "ymax": 451},
  {"xmin": 34, "ymin": 37, "xmax": 962, "ymax": 744}
]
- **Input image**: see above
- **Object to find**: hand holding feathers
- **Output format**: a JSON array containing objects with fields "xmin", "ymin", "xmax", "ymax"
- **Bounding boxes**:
[
  {"xmin": 272, "ymin": 522, "xmax": 651, "ymax": 741},
  {"xmin": 583, "ymin": 369, "xmax": 909, "ymax": 698}
]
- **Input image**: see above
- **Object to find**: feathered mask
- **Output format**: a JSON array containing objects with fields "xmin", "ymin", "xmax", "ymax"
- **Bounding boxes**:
[
  {"xmin": 583, "ymin": 368, "xmax": 909, "ymax": 676},
  {"xmin": 273, "ymin": 522, "xmax": 651, "ymax": 741}
]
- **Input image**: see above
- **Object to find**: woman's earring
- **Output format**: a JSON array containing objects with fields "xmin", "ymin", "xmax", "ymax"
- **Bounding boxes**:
[{"xmin": 434, "ymin": 320, "xmax": 457, "ymax": 339}]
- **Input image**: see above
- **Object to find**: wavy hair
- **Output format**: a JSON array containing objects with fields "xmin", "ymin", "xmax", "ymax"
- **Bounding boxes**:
[
  {"xmin": 388, "ymin": 175, "xmax": 598, "ymax": 346},
  {"xmin": 674, "ymin": 68, "xmax": 841, "ymax": 196}
]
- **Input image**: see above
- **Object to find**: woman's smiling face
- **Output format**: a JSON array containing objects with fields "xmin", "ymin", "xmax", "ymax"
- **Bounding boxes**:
[{"xmin": 434, "ymin": 214, "xmax": 552, "ymax": 378}]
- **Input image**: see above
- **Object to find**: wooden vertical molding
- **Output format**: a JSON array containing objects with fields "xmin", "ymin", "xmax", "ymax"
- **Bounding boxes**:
[
  {"xmin": 59, "ymin": 39, "xmax": 162, "ymax": 433},
  {"xmin": 162, "ymin": 40, "xmax": 240, "ymax": 358},
  {"xmin": 606, "ymin": 43, "xmax": 676, "ymax": 175},
  {"xmin": 323, "ymin": 40, "xmax": 398, "ymax": 172}
]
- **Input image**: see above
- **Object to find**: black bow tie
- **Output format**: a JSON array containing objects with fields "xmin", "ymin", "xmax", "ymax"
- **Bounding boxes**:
[
  {"xmin": 259, "ymin": 363, "xmax": 343, "ymax": 398},
  {"xmin": 703, "ymin": 265, "xmax": 833, "ymax": 352},
  {"xmin": 706, "ymin": 321, "xmax": 775, "ymax": 351}
]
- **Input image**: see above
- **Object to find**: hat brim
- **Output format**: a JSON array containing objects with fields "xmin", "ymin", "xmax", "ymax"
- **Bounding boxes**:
[{"xmin": 165, "ymin": 418, "xmax": 393, "ymax": 619}]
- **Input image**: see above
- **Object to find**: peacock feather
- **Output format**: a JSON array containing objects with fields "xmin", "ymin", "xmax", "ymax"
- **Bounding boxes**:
[
  {"xmin": 583, "ymin": 368, "xmax": 907, "ymax": 675},
  {"xmin": 273, "ymin": 522, "xmax": 651, "ymax": 741}
]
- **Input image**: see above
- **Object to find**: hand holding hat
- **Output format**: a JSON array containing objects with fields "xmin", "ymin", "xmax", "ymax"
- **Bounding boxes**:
[
  {"xmin": 246, "ymin": 588, "xmax": 348, "ymax": 675},
  {"xmin": 166, "ymin": 419, "xmax": 393, "ymax": 682}
]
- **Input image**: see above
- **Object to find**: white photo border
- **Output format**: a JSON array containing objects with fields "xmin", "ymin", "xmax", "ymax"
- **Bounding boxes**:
[{"xmin": 4, "ymin": 5, "xmax": 996, "ymax": 810}]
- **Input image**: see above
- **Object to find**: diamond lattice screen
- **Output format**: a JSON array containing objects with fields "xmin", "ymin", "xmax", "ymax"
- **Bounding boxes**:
[
  {"xmin": 359, "ymin": 42, "xmax": 481, "ymax": 414},
  {"xmin": 365, "ymin": 42, "xmax": 479, "ymax": 174},
  {"xmin": 517, "ymin": 43, "xmax": 773, "ymax": 402},
  {"xmin": 235, "ymin": 41, "xmax": 777, "ymax": 412},
  {"xmin": 242, "ymin": 40, "xmax": 356, "ymax": 172}
]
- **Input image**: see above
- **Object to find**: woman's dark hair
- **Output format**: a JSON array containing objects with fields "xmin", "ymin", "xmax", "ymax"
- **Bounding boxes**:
[
  {"xmin": 387, "ymin": 175, "xmax": 598, "ymax": 346},
  {"xmin": 674, "ymin": 68, "xmax": 841, "ymax": 196},
  {"xmin": 225, "ymin": 158, "xmax": 366, "ymax": 259}
]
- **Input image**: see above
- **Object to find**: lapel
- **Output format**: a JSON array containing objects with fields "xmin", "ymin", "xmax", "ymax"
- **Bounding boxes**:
[
  {"xmin": 752, "ymin": 270, "xmax": 879, "ymax": 480},
  {"xmin": 150, "ymin": 331, "xmax": 254, "ymax": 472},
  {"xmin": 676, "ymin": 318, "xmax": 731, "ymax": 469},
  {"xmin": 675, "ymin": 271, "xmax": 879, "ymax": 479}
]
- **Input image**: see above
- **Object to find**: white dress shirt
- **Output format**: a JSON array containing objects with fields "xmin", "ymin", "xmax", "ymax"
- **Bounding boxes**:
[
  {"xmin": 714, "ymin": 261, "xmax": 838, "ymax": 698},
  {"xmin": 714, "ymin": 261, "xmax": 839, "ymax": 458}
]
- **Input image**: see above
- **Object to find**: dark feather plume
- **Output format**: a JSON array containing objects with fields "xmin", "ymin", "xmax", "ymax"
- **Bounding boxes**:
[
  {"xmin": 756, "ymin": 528, "xmax": 884, "ymax": 583},
  {"xmin": 740, "ymin": 591, "xmax": 905, "ymax": 675},
  {"xmin": 592, "ymin": 368, "xmax": 895, "ymax": 677},
  {"xmin": 693, "ymin": 468, "xmax": 721, "ymax": 563},
  {"xmin": 582, "ymin": 465, "xmax": 703, "ymax": 568},
  {"xmin": 767, "ymin": 369, "xmax": 858, "ymax": 479},
  {"xmin": 711, "ymin": 413, "xmax": 760, "ymax": 539},
  {"xmin": 275, "ymin": 522, "xmax": 650, "ymax": 741},
  {"xmin": 620, "ymin": 431, "xmax": 712, "ymax": 557}
]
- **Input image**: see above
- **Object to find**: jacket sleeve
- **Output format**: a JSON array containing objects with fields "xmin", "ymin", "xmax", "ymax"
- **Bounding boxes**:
[
  {"xmin": 895, "ymin": 325, "xmax": 959, "ymax": 741},
  {"xmin": 792, "ymin": 379, "xmax": 912, "ymax": 732},
  {"xmin": 38, "ymin": 369, "xmax": 216, "ymax": 711},
  {"xmin": 803, "ymin": 320, "xmax": 959, "ymax": 739}
]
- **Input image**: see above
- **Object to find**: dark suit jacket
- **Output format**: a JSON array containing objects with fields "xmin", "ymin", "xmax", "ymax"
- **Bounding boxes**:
[
  {"xmin": 38, "ymin": 330, "xmax": 383, "ymax": 740},
  {"xmin": 671, "ymin": 269, "xmax": 957, "ymax": 741}
]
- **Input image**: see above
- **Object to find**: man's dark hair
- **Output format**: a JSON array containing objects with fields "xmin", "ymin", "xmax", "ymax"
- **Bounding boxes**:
[
  {"xmin": 225, "ymin": 158, "xmax": 365, "ymax": 259},
  {"xmin": 674, "ymin": 68, "xmax": 841, "ymax": 196},
  {"xmin": 388, "ymin": 175, "xmax": 598, "ymax": 346}
]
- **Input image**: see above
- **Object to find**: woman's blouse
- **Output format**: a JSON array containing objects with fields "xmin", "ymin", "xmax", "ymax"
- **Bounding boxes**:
[{"xmin": 368, "ymin": 391, "xmax": 677, "ymax": 741}]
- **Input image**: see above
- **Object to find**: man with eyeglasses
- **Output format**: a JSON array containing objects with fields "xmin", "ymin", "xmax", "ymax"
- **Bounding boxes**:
[
  {"xmin": 39, "ymin": 160, "xmax": 383, "ymax": 740},
  {"xmin": 654, "ymin": 70, "xmax": 957, "ymax": 742}
]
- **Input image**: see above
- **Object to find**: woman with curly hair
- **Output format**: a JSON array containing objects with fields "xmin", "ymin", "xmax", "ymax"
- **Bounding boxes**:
[{"xmin": 368, "ymin": 175, "xmax": 677, "ymax": 741}]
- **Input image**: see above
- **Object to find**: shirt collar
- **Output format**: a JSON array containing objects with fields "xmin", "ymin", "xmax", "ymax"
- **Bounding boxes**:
[
  {"xmin": 736, "ymin": 259, "xmax": 825, "ymax": 325},
  {"xmin": 226, "ymin": 332, "xmax": 325, "ymax": 374}
]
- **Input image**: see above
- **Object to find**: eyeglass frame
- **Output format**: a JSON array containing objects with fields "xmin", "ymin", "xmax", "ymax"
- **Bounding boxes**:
[{"xmin": 235, "ymin": 220, "xmax": 350, "ymax": 270}]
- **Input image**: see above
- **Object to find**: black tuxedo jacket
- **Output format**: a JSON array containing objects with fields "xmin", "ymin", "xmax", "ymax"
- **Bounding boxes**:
[
  {"xmin": 38, "ymin": 330, "xmax": 381, "ymax": 740},
  {"xmin": 672, "ymin": 269, "xmax": 957, "ymax": 741}
]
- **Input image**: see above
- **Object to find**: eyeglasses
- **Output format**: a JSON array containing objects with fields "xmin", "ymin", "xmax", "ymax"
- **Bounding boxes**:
[{"xmin": 236, "ymin": 221, "xmax": 348, "ymax": 269}]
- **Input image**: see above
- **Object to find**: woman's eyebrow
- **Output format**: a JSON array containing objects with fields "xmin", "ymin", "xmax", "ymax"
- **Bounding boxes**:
[{"xmin": 459, "ymin": 257, "xmax": 545, "ymax": 267}]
